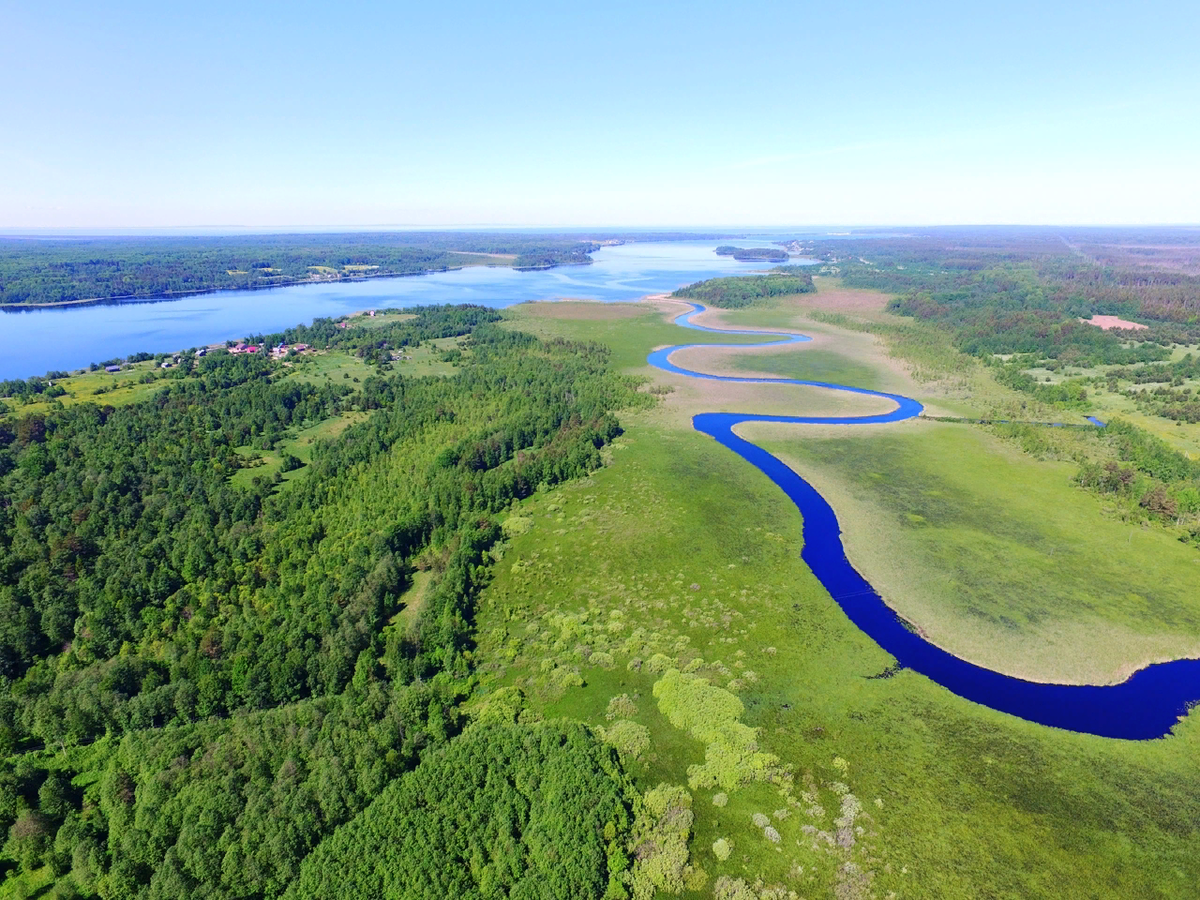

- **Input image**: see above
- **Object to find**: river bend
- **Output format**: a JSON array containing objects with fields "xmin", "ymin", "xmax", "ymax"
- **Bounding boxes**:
[{"xmin": 650, "ymin": 304, "xmax": 1200, "ymax": 740}]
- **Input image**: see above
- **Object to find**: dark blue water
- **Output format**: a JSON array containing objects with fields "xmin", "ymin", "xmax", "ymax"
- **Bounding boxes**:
[
  {"xmin": 0, "ymin": 240, "xmax": 807, "ymax": 381},
  {"xmin": 653, "ymin": 305, "xmax": 1200, "ymax": 739}
]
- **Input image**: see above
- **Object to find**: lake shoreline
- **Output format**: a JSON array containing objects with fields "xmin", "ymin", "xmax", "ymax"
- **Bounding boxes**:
[{"xmin": 0, "ymin": 263, "xmax": 526, "ymax": 312}]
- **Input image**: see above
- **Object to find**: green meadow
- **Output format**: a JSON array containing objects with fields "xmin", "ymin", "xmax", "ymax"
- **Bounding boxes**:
[
  {"xmin": 730, "ymin": 347, "xmax": 883, "ymax": 392},
  {"xmin": 466, "ymin": 294, "xmax": 1200, "ymax": 898}
]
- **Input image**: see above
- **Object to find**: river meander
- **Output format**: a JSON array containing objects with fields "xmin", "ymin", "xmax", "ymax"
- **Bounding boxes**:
[{"xmin": 654, "ymin": 304, "xmax": 1200, "ymax": 740}]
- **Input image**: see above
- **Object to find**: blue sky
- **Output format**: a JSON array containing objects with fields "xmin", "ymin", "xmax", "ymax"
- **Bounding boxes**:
[{"xmin": 3, "ymin": 0, "xmax": 1197, "ymax": 228}]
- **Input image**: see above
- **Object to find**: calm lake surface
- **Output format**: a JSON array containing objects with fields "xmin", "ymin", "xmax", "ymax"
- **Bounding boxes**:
[{"xmin": 0, "ymin": 241, "xmax": 804, "ymax": 381}]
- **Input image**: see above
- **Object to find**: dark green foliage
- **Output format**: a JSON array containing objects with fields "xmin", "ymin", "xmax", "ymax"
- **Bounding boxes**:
[
  {"xmin": 993, "ymin": 364, "xmax": 1090, "ymax": 407},
  {"xmin": 287, "ymin": 721, "xmax": 635, "ymax": 900},
  {"xmin": 672, "ymin": 272, "xmax": 815, "ymax": 308},
  {"xmin": 0, "ymin": 680, "xmax": 458, "ymax": 898},
  {"xmin": 1074, "ymin": 419, "xmax": 1200, "ymax": 526},
  {"xmin": 1098, "ymin": 419, "xmax": 1200, "ymax": 484},
  {"xmin": 0, "ymin": 311, "xmax": 642, "ymax": 748},
  {"xmin": 0, "ymin": 304, "xmax": 647, "ymax": 895}
]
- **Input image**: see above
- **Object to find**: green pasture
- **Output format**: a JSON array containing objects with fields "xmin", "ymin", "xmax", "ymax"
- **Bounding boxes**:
[
  {"xmin": 280, "ymin": 339, "xmax": 463, "ymax": 385},
  {"xmin": 0, "ymin": 866, "xmax": 53, "ymax": 900},
  {"xmin": 279, "ymin": 351, "xmax": 379, "ymax": 386},
  {"xmin": 4, "ymin": 360, "xmax": 173, "ymax": 413},
  {"xmin": 228, "ymin": 411, "xmax": 369, "ymax": 489},
  {"xmin": 473, "ymin": 296, "xmax": 1200, "ymax": 897}
]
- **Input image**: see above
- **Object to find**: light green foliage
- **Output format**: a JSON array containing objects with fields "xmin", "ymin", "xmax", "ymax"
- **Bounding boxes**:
[
  {"xmin": 605, "ymin": 694, "xmax": 639, "ymax": 720},
  {"xmin": 469, "ymin": 686, "xmax": 528, "ymax": 726},
  {"xmin": 645, "ymin": 652, "xmax": 674, "ymax": 673},
  {"xmin": 653, "ymin": 668, "xmax": 782, "ymax": 792},
  {"xmin": 550, "ymin": 666, "xmax": 584, "ymax": 689},
  {"xmin": 630, "ymin": 784, "xmax": 694, "ymax": 900},
  {"xmin": 713, "ymin": 875, "xmax": 758, "ymax": 900},
  {"xmin": 501, "ymin": 515, "xmax": 534, "ymax": 538},
  {"xmin": 712, "ymin": 838, "xmax": 732, "ymax": 861},
  {"xmin": 601, "ymin": 720, "xmax": 652, "ymax": 763}
]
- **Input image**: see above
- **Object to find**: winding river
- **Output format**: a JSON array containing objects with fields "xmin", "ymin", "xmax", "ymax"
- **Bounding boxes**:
[{"xmin": 652, "ymin": 304, "xmax": 1200, "ymax": 740}]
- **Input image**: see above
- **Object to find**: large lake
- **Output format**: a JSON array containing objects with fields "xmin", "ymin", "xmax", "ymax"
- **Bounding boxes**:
[{"xmin": 0, "ymin": 240, "xmax": 806, "ymax": 381}]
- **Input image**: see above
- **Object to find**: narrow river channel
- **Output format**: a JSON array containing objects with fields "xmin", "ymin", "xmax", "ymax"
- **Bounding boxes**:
[{"xmin": 653, "ymin": 304, "xmax": 1200, "ymax": 740}]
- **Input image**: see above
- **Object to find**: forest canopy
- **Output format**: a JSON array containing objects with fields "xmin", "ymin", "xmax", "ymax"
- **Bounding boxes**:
[{"xmin": 286, "ymin": 721, "xmax": 636, "ymax": 900}]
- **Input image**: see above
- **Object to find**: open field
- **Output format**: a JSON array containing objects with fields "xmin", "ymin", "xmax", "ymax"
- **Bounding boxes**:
[
  {"xmin": 478, "ymin": 293, "xmax": 1200, "ymax": 897},
  {"xmin": 229, "ymin": 410, "xmax": 369, "ymax": 489},
  {"xmin": 281, "ymin": 337, "xmax": 463, "ymax": 385},
  {"xmin": 504, "ymin": 300, "xmax": 770, "ymax": 371},
  {"xmin": 2, "ymin": 359, "xmax": 178, "ymax": 413}
]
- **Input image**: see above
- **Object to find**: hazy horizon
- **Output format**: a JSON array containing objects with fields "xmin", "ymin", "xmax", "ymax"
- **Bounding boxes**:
[{"xmin": 4, "ymin": 223, "xmax": 1200, "ymax": 239}]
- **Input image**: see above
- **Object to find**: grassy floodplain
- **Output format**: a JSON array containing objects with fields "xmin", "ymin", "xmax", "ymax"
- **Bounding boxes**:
[{"xmin": 468, "ymin": 290, "xmax": 1200, "ymax": 898}]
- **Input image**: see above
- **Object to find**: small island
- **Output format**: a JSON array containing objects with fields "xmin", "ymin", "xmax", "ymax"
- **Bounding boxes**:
[{"xmin": 715, "ymin": 245, "xmax": 788, "ymax": 262}]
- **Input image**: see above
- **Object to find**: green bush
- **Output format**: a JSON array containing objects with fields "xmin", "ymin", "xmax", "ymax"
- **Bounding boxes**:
[{"xmin": 652, "ymin": 668, "xmax": 782, "ymax": 791}]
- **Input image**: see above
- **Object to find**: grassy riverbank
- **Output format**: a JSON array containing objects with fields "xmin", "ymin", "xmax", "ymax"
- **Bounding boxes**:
[{"xmin": 745, "ymin": 420, "xmax": 1200, "ymax": 684}]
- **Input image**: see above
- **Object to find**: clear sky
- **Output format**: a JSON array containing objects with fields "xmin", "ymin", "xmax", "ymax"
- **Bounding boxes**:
[{"xmin": 3, "ymin": 0, "xmax": 1197, "ymax": 229}]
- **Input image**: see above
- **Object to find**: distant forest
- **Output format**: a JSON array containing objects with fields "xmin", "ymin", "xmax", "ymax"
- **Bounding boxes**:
[
  {"xmin": 0, "ymin": 232, "xmax": 738, "ymax": 307},
  {"xmin": 804, "ymin": 227, "xmax": 1200, "ymax": 364}
]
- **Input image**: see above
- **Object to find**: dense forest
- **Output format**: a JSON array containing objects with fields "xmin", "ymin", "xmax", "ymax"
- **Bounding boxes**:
[
  {"xmin": 0, "ymin": 305, "xmax": 653, "ymax": 896},
  {"xmin": 287, "ymin": 721, "xmax": 636, "ymax": 899},
  {"xmin": 673, "ymin": 269, "xmax": 815, "ymax": 308}
]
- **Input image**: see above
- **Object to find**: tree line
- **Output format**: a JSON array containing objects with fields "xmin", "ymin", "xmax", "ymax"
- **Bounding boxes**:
[{"xmin": 0, "ymin": 234, "xmax": 605, "ymax": 307}]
